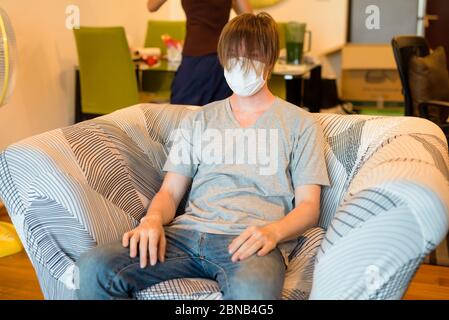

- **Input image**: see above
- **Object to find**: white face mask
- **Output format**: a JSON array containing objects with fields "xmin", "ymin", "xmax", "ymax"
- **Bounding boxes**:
[{"xmin": 224, "ymin": 57, "xmax": 267, "ymax": 97}]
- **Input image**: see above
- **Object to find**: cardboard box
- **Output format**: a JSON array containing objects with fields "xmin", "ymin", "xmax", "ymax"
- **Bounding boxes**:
[{"xmin": 341, "ymin": 44, "xmax": 403, "ymax": 102}]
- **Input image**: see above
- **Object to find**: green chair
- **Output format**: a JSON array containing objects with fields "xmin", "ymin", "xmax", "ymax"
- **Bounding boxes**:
[
  {"xmin": 141, "ymin": 21, "xmax": 186, "ymax": 103},
  {"xmin": 74, "ymin": 27, "xmax": 139, "ymax": 122},
  {"xmin": 144, "ymin": 20, "xmax": 186, "ymax": 56}
]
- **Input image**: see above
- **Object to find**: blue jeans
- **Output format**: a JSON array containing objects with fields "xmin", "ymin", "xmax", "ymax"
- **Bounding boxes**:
[{"xmin": 75, "ymin": 227, "xmax": 286, "ymax": 300}]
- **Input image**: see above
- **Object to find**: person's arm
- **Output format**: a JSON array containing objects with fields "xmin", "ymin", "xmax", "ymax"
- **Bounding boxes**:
[
  {"xmin": 147, "ymin": 0, "xmax": 168, "ymax": 12},
  {"xmin": 144, "ymin": 172, "xmax": 191, "ymax": 225},
  {"xmin": 232, "ymin": 0, "xmax": 253, "ymax": 14},
  {"xmin": 268, "ymin": 185, "xmax": 321, "ymax": 242},
  {"xmin": 122, "ymin": 172, "xmax": 192, "ymax": 268},
  {"xmin": 228, "ymin": 185, "xmax": 321, "ymax": 262}
]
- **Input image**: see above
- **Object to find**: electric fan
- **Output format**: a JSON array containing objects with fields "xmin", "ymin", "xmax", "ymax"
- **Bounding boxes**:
[
  {"xmin": 0, "ymin": 7, "xmax": 21, "ymax": 258},
  {"xmin": 0, "ymin": 7, "xmax": 16, "ymax": 106}
]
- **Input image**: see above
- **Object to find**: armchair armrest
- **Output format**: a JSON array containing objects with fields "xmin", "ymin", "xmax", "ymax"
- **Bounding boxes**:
[
  {"xmin": 0, "ymin": 103, "xmax": 190, "ymax": 299},
  {"xmin": 310, "ymin": 129, "xmax": 449, "ymax": 300}
]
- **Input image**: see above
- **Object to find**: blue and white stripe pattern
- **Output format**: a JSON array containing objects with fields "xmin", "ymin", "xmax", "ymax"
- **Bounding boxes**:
[{"xmin": 0, "ymin": 103, "xmax": 448, "ymax": 300}]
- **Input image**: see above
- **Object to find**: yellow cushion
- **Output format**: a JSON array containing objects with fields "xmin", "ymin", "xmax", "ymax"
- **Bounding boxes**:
[{"xmin": 0, "ymin": 222, "xmax": 22, "ymax": 258}]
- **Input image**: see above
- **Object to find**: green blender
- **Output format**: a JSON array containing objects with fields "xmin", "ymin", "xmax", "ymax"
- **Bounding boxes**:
[{"xmin": 286, "ymin": 22, "xmax": 311, "ymax": 65}]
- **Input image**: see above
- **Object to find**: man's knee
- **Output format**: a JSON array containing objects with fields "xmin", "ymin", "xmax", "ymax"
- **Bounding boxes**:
[
  {"xmin": 224, "ymin": 251, "xmax": 285, "ymax": 300},
  {"xmin": 75, "ymin": 242, "xmax": 128, "ymax": 299}
]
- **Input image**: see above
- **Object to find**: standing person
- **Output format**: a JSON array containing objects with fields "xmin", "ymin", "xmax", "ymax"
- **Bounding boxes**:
[{"xmin": 147, "ymin": 0, "xmax": 253, "ymax": 106}]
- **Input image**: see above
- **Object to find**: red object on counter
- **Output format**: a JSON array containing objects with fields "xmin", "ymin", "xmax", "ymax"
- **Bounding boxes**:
[{"xmin": 145, "ymin": 56, "xmax": 160, "ymax": 66}]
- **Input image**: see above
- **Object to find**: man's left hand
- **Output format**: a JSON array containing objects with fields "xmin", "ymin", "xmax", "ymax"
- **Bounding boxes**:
[{"xmin": 228, "ymin": 224, "xmax": 281, "ymax": 262}]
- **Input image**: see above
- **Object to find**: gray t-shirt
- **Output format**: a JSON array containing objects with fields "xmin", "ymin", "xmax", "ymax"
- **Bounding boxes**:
[{"xmin": 163, "ymin": 97, "xmax": 331, "ymax": 235}]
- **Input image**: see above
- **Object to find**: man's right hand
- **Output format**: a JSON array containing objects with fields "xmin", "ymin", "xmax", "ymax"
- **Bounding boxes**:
[
  {"xmin": 122, "ymin": 215, "xmax": 166, "ymax": 268},
  {"xmin": 121, "ymin": 172, "xmax": 192, "ymax": 268}
]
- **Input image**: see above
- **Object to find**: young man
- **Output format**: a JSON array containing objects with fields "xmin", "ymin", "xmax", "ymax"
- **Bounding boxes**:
[{"xmin": 76, "ymin": 12, "xmax": 330, "ymax": 300}]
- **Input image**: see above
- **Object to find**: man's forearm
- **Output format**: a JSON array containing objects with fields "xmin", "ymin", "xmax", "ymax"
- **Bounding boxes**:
[
  {"xmin": 272, "ymin": 201, "xmax": 320, "ymax": 243},
  {"xmin": 144, "ymin": 190, "xmax": 177, "ymax": 225}
]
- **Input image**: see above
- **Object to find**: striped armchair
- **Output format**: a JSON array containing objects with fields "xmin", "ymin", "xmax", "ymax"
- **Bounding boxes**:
[{"xmin": 0, "ymin": 103, "xmax": 448, "ymax": 300}]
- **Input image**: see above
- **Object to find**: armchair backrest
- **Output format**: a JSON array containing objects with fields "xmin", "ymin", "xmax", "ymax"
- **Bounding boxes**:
[
  {"xmin": 144, "ymin": 20, "xmax": 186, "ymax": 56},
  {"xmin": 114, "ymin": 105, "xmax": 449, "ymax": 230}
]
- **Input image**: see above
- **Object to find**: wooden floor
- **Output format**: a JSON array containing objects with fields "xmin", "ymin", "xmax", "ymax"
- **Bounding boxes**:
[{"xmin": 1, "ymin": 204, "xmax": 449, "ymax": 300}]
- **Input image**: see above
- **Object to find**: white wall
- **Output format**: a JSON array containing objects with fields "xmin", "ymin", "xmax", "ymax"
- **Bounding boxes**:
[
  {"xmin": 267, "ymin": 0, "xmax": 348, "ymax": 54},
  {"xmin": 0, "ymin": 0, "xmax": 165, "ymax": 150},
  {"xmin": 0, "ymin": 0, "xmax": 347, "ymax": 150}
]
